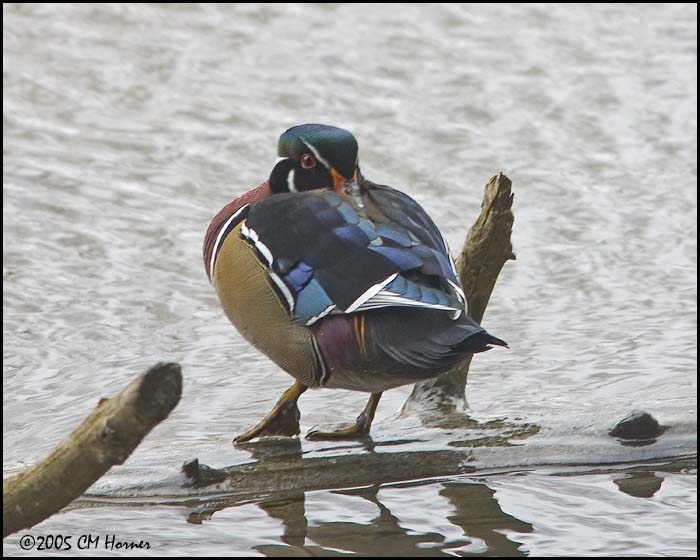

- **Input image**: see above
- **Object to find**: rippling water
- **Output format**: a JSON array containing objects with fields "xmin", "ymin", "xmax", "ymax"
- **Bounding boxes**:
[{"xmin": 3, "ymin": 3, "xmax": 697, "ymax": 556}]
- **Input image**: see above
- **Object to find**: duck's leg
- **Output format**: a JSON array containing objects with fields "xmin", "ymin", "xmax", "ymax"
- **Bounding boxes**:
[
  {"xmin": 234, "ymin": 381, "xmax": 308, "ymax": 444},
  {"xmin": 306, "ymin": 392, "xmax": 382, "ymax": 440}
]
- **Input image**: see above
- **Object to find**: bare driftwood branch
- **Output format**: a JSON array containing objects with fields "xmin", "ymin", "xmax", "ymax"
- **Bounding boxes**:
[
  {"xmin": 2, "ymin": 362, "xmax": 182, "ymax": 538},
  {"xmin": 405, "ymin": 173, "xmax": 515, "ymax": 411}
]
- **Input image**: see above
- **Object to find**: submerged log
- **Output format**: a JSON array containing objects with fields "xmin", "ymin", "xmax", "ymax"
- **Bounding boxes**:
[
  {"xmin": 83, "ymin": 413, "xmax": 695, "ymax": 506},
  {"xmin": 2, "ymin": 363, "xmax": 182, "ymax": 538}
]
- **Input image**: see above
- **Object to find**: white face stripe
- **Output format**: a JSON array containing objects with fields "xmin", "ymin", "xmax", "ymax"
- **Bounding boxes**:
[
  {"xmin": 300, "ymin": 139, "xmax": 331, "ymax": 170},
  {"xmin": 287, "ymin": 168, "xmax": 297, "ymax": 192},
  {"xmin": 210, "ymin": 204, "xmax": 250, "ymax": 282}
]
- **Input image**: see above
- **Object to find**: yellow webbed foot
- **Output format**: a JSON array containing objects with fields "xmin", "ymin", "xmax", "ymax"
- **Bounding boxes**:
[{"xmin": 234, "ymin": 381, "xmax": 307, "ymax": 444}]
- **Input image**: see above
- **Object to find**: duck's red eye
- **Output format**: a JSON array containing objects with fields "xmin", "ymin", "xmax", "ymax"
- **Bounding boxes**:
[{"xmin": 301, "ymin": 153, "xmax": 316, "ymax": 169}]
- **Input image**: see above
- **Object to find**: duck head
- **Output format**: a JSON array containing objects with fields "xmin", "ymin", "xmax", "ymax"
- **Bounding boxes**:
[{"xmin": 269, "ymin": 124, "xmax": 359, "ymax": 195}]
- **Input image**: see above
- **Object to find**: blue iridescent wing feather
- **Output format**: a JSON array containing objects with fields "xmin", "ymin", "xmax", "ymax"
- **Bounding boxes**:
[{"xmin": 243, "ymin": 190, "xmax": 464, "ymax": 325}]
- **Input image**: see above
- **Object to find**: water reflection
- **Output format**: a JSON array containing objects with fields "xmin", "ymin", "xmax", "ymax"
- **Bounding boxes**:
[
  {"xmin": 440, "ymin": 481, "xmax": 533, "ymax": 556},
  {"xmin": 613, "ymin": 471, "xmax": 665, "ymax": 499},
  {"xmin": 177, "ymin": 412, "xmax": 679, "ymax": 555},
  {"xmin": 258, "ymin": 485, "xmax": 448, "ymax": 556},
  {"xmin": 257, "ymin": 492, "xmax": 307, "ymax": 549},
  {"xmin": 178, "ymin": 442, "xmax": 684, "ymax": 555},
  {"xmin": 184, "ymin": 439, "xmax": 535, "ymax": 556},
  {"xmin": 251, "ymin": 480, "xmax": 534, "ymax": 556}
]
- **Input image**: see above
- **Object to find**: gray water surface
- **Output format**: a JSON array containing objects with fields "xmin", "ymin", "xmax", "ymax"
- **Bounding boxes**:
[{"xmin": 3, "ymin": 3, "xmax": 697, "ymax": 556}]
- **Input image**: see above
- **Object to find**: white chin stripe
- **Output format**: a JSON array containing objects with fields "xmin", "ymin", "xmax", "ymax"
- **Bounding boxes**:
[{"xmin": 287, "ymin": 168, "xmax": 297, "ymax": 192}]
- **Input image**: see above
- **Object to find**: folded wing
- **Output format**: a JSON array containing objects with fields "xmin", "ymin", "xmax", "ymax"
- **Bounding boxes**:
[{"xmin": 242, "ymin": 191, "xmax": 466, "ymax": 326}]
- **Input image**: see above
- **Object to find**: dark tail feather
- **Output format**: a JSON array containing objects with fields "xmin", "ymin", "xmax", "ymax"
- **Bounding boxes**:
[
  {"xmin": 482, "ymin": 332, "xmax": 509, "ymax": 349},
  {"xmin": 458, "ymin": 330, "xmax": 508, "ymax": 354},
  {"xmin": 364, "ymin": 308, "xmax": 507, "ymax": 374}
]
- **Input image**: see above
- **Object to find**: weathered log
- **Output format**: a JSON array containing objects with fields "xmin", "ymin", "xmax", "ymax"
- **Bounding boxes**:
[
  {"xmin": 82, "ymin": 415, "xmax": 696, "ymax": 504},
  {"xmin": 187, "ymin": 445, "xmax": 474, "ymax": 493},
  {"xmin": 405, "ymin": 172, "xmax": 515, "ymax": 412},
  {"xmin": 2, "ymin": 362, "xmax": 182, "ymax": 538}
]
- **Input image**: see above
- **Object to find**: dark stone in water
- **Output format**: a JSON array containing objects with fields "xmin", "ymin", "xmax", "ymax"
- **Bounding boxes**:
[
  {"xmin": 609, "ymin": 410, "xmax": 667, "ymax": 443},
  {"xmin": 181, "ymin": 458, "xmax": 200, "ymax": 479},
  {"xmin": 181, "ymin": 458, "xmax": 228, "ymax": 487}
]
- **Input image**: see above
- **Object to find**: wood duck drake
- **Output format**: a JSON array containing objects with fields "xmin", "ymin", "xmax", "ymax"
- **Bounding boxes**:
[{"xmin": 204, "ymin": 124, "xmax": 507, "ymax": 442}]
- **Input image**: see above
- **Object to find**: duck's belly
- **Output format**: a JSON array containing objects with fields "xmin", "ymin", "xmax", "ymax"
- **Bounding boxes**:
[
  {"xmin": 213, "ymin": 223, "xmax": 319, "ymax": 387},
  {"xmin": 322, "ymin": 366, "xmax": 431, "ymax": 393}
]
